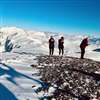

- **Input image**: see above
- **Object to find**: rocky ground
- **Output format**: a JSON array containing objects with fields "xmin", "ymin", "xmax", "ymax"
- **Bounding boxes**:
[{"xmin": 32, "ymin": 56, "xmax": 100, "ymax": 100}]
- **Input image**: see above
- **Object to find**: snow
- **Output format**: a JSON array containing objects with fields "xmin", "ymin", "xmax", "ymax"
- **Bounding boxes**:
[
  {"xmin": 0, "ymin": 27, "xmax": 100, "ymax": 99},
  {"xmin": 0, "ymin": 52, "xmax": 42, "ymax": 100},
  {"xmin": 0, "ymin": 27, "xmax": 100, "ymax": 61},
  {"xmin": 48, "ymin": 86, "xmax": 56, "ymax": 95}
]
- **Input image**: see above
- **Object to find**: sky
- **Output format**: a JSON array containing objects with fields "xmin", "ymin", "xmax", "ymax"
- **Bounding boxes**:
[{"xmin": 0, "ymin": 0, "xmax": 100, "ymax": 34}]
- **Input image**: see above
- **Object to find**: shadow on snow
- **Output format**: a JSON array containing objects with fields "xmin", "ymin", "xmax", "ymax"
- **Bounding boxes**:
[
  {"xmin": 0, "ymin": 83, "xmax": 18, "ymax": 100},
  {"xmin": 0, "ymin": 63, "xmax": 45, "ymax": 87}
]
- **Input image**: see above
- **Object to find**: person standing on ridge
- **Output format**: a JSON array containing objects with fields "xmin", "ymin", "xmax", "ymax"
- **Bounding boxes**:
[
  {"xmin": 49, "ymin": 36, "xmax": 55, "ymax": 55},
  {"xmin": 58, "ymin": 36, "xmax": 64, "ymax": 55},
  {"xmin": 80, "ymin": 37, "xmax": 88, "ymax": 59}
]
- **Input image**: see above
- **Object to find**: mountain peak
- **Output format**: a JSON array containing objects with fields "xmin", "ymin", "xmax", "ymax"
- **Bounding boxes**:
[{"xmin": 0, "ymin": 26, "xmax": 26, "ymax": 34}]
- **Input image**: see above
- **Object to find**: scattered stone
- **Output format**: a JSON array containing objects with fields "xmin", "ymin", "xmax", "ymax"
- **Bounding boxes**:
[{"xmin": 36, "ymin": 56, "xmax": 100, "ymax": 100}]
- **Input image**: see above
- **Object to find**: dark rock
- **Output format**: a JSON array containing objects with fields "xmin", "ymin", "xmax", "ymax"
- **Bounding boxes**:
[{"xmin": 36, "ymin": 56, "xmax": 100, "ymax": 99}]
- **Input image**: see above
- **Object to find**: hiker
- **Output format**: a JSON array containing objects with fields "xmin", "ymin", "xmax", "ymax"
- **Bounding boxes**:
[
  {"xmin": 80, "ymin": 37, "xmax": 88, "ymax": 59},
  {"xmin": 49, "ymin": 36, "xmax": 55, "ymax": 55},
  {"xmin": 58, "ymin": 36, "xmax": 64, "ymax": 55}
]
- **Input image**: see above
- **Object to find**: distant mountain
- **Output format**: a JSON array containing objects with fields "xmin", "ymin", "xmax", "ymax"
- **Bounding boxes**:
[
  {"xmin": 90, "ymin": 38, "xmax": 100, "ymax": 45},
  {"xmin": 0, "ymin": 27, "xmax": 100, "ymax": 61},
  {"xmin": 93, "ymin": 48, "xmax": 100, "ymax": 52}
]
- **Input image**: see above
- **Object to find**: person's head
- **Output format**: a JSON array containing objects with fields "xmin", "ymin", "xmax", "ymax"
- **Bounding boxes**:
[
  {"xmin": 84, "ymin": 37, "xmax": 88, "ymax": 41},
  {"xmin": 61, "ymin": 36, "xmax": 64, "ymax": 40},
  {"xmin": 83, "ymin": 36, "xmax": 88, "ymax": 40}
]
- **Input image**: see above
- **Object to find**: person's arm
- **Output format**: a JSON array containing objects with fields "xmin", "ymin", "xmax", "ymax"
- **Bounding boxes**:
[
  {"xmin": 53, "ymin": 39, "xmax": 55, "ymax": 43},
  {"xmin": 48, "ymin": 39, "xmax": 50, "ymax": 44},
  {"xmin": 61, "ymin": 40, "xmax": 64, "ymax": 44},
  {"xmin": 86, "ymin": 39, "xmax": 89, "ymax": 46}
]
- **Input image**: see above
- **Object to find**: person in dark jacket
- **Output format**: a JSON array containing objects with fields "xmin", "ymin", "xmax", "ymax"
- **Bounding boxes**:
[
  {"xmin": 80, "ymin": 37, "xmax": 88, "ymax": 59},
  {"xmin": 49, "ymin": 36, "xmax": 55, "ymax": 55},
  {"xmin": 58, "ymin": 36, "xmax": 64, "ymax": 55}
]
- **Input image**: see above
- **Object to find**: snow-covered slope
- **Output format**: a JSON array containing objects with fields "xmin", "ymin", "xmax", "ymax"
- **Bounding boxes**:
[
  {"xmin": 0, "ymin": 27, "xmax": 100, "ymax": 100},
  {"xmin": 0, "ymin": 27, "xmax": 100, "ymax": 61},
  {"xmin": 0, "ymin": 27, "xmax": 49, "ymax": 54},
  {"xmin": 0, "ymin": 55, "xmax": 43, "ymax": 100}
]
